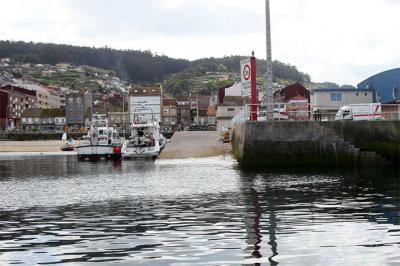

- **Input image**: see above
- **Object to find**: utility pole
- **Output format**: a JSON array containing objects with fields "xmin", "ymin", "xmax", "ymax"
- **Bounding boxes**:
[
  {"xmin": 265, "ymin": 0, "xmax": 274, "ymax": 121},
  {"xmin": 122, "ymin": 91, "xmax": 125, "ymax": 139},
  {"xmin": 196, "ymin": 94, "xmax": 199, "ymax": 124}
]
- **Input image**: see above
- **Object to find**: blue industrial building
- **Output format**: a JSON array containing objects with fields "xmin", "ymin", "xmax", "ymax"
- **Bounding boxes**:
[{"xmin": 357, "ymin": 68, "xmax": 400, "ymax": 103}]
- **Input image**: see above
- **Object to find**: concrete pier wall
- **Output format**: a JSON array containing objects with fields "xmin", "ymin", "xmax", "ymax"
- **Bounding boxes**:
[
  {"xmin": 232, "ymin": 121, "xmax": 400, "ymax": 168},
  {"xmin": 158, "ymin": 131, "xmax": 230, "ymax": 160}
]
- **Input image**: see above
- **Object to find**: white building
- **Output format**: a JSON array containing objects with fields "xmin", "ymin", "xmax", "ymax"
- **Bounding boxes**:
[
  {"xmin": 225, "ymin": 83, "xmax": 243, "ymax": 96},
  {"xmin": 128, "ymin": 86, "xmax": 162, "ymax": 123},
  {"xmin": 311, "ymin": 88, "xmax": 373, "ymax": 121},
  {"xmin": 216, "ymin": 96, "xmax": 249, "ymax": 133}
]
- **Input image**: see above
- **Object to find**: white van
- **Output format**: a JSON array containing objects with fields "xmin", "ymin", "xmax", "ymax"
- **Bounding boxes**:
[{"xmin": 335, "ymin": 103, "xmax": 382, "ymax": 121}]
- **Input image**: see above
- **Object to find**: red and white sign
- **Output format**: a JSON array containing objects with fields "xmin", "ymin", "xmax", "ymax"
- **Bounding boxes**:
[{"xmin": 240, "ymin": 58, "xmax": 251, "ymax": 96}]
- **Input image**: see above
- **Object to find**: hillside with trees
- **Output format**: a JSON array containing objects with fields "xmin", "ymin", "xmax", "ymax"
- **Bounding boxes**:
[
  {"xmin": 0, "ymin": 41, "xmax": 190, "ymax": 83},
  {"xmin": 0, "ymin": 40, "xmax": 313, "ymax": 95}
]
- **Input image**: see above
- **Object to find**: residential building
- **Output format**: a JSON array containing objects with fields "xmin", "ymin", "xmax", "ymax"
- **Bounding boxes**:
[
  {"xmin": 54, "ymin": 114, "xmax": 67, "ymax": 132},
  {"xmin": 216, "ymin": 96, "xmax": 248, "ymax": 133},
  {"xmin": 21, "ymin": 108, "xmax": 66, "ymax": 132},
  {"xmin": 59, "ymin": 87, "xmax": 70, "ymax": 108},
  {"xmin": 286, "ymin": 95, "xmax": 310, "ymax": 121},
  {"xmin": 108, "ymin": 112, "xmax": 130, "ymax": 135},
  {"xmin": 311, "ymin": 88, "xmax": 373, "ymax": 121},
  {"xmin": 20, "ymin": 109, "xmax": 41, "ymax": 131},
  {"xmin": 162, "ymin": 98, "xmax": 177, "ymax": 132},
  {"xmin": 190, "ymin": 95, "xmax": 210, "ymax": 125},
  {"xmin": 277, "ymin": 83, "xmax": 310, "ymax": 103},
  {"xmin": 224, "ymin": 83, "xmax": 243, "ymax": 97},
  {"xmin": 66, "ymin": 92, "xmax": 92, "ymax": 130},
  {"xmin": 129, "ymin": 86, "xmax": 162, "ymax": 123},
  {"xmin": 0, "ymin": 85, "xmax": 37, "ymax": 130},
  {"xmin": 36, "ymin": 87, "xmax": 61, "ymax": 109},
  {"xmin": 207, "ymin": 105, "xmax": 217, "ymax": 125},
  {"xmin": 40, "ymin": 109, "xmax": 66, "ymax": 132},
  {"xmin": 176, "ymin": 96, "xmax": 191, "ymax": 130},
  {"xmin": 87, "ymin": 107, "xmax": 108, "ymax": 127}
]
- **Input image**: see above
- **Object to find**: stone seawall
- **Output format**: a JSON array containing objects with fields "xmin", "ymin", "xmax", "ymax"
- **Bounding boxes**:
[{"xmin": 232, "ymin": 121, "xmax": 400, "ymax": 168}]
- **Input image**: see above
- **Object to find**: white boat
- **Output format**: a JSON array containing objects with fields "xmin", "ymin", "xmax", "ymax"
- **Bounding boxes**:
[
  {"xmin": 76, "ymin": 121, "xmax": 123, "ymax": 161},
  {"xmin": 122, "ymin": 107, "xmax": 166, "ymax": 159},
  {"xmin": 60, "ymin": 132, "xmax": 75, "ymax": 151}
]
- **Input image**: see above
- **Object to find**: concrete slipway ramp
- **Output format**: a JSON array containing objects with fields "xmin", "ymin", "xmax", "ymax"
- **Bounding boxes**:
[{"xmin": 158, "ymin": 131, "xmax": 231, "ymax": 160}]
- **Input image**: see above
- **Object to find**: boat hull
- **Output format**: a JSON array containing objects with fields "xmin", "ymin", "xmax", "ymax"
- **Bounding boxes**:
[
  {"xmin": 76, "ymin": 145, "xmax": 122, "ymax": 161},
  {"xmin": 60, "ymin": 144, "xmax": 75, "ymax": 151},
  {"xmin": 122, "ymin": 145, "xmax": 160, "ymax": 160}
]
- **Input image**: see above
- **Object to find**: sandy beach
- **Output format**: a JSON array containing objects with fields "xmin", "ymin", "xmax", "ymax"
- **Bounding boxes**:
[
  {"xmin": 0, "ymin": 132, "xmax": 231, "ymax": 158},
  {"xmin": 0, "ymin": 140, "xmax": 69, "ymax": 152}
]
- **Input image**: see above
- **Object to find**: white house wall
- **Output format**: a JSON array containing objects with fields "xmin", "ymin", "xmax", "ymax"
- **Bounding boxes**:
[{"xmin": 129, "ymin": 96, "xmax": 161, "ymax": 122}]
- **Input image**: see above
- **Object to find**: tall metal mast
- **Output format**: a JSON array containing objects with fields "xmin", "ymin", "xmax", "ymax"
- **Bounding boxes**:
[{"xmin": 265, "ymin": 0, "xmax": 274, "ymax": 121}]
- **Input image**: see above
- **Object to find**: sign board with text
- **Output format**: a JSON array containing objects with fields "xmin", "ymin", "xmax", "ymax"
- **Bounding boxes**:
[{"xmin": 240, "ymin": 58, "xmax": 251, "ymax": 97}]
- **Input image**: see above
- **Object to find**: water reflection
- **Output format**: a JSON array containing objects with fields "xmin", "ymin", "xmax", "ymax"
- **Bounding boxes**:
[
  {"xmin": 238, "ymin": 167, "xmax": 400, "ymax": 265},
  {"xmin": 0, "ymin": 156, "xmax": 399, "ymax": 265}
]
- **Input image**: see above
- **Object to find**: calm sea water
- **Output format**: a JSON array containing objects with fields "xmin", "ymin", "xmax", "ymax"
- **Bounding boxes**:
[{"xmin": 0, "ymin": 154, "xmax": 400, "ymax": 265}]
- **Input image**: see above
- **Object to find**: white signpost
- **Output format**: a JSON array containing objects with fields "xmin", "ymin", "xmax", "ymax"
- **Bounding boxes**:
[{"xmin": 240, "ymin": 58, "xmax": 251, "ymax": 97}]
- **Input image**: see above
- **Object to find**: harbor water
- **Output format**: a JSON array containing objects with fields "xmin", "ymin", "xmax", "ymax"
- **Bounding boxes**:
[{"xmin": 0, "ymin": 154, "xmax": 400, "ymax": 265}]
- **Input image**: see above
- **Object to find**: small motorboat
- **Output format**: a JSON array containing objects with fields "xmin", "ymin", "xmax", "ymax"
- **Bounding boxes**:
[
  {"xmin": 122, "ymin": 106, "xmax": 165, "ymax": 160},
  {"xmin": 60, "ymin": 143, "xmax": 75, "ymax": 151},
  {"xmin": 60, "ymin": 132, "xmax": 75, "ymax": 151},
  {"xmin": 75, "ymin": 120, "xmax": 123, "ymax": 161}
]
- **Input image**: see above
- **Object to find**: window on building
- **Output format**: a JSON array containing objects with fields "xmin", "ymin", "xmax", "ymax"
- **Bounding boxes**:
[
  {"xmin": 393, "ymin": 86, "xmax": 399, "ymax": 99},
  {"xmin": 330, "ymin": 93, "xmax": 342, "ymax": 102},
  {"xmin": 68, "ymin": 98, "xmax": 73, "ymax": 104},
  {"xmin": 76, "ymin": 97, "xmax": 81, "ymax": 104},
  {"xmin": 376, "ymin": 90, "xmax": 382, "ymax": 103}
]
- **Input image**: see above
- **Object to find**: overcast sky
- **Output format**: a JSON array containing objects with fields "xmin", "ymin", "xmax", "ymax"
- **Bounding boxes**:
[{"xmin": 1, "ymin": 0, "xmax": 400, "ymax": 85}]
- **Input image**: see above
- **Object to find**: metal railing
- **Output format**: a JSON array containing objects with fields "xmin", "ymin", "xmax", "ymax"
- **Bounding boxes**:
[{"xmin": 232, "ymin": 103, "xmax": 400, "ymax": 124}]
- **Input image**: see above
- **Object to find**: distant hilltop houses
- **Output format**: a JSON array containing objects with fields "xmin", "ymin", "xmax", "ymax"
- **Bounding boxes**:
[{"xmin": 1, "ymin": 58, "xmax": 400, "ymax": 133}]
